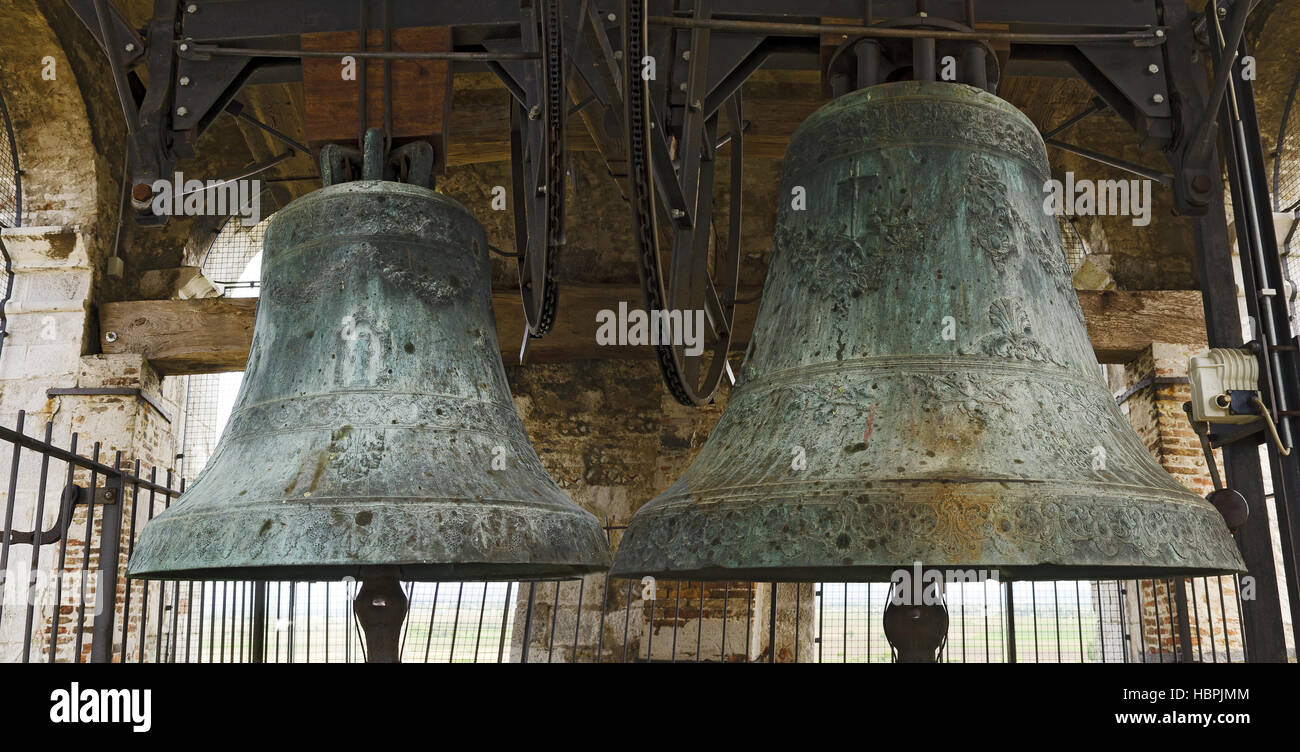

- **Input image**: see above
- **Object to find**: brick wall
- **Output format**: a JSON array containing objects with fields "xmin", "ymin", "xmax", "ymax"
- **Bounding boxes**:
[{"xmin": 1117, "ymin": 343, "xmax": 1245, "ymax": 662}]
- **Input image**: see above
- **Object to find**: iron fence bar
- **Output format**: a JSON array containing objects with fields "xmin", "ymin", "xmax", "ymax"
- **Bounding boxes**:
[
  {"xmin": 249, "ymin": 581, "xmax": 266, "ymax": 663},
  {"xmin": 1027, "ymin": 582, "xmax": 1037, "ymax": 662},
  {"xmin": 722, "ymin": 582, "xmax": 733, "ymax": 658},
  {"xmin": 1004, "ymin": 581, "xmax": 1016, "ymax": 663},
  {"xmin": 746, "ymin": 582, "xmax": 752, "ymax": 663},
  {"xmin": 1190, "ymin": 577, "xmax": 1204, "ymax": 662},
  {"xmin": 422, "ymin": 582, "xmax": 440, "ymax": 662},
  {"xmin": 0, "ymin": 411, "xmax": 26, "ymax": 634},
  {"xmin": 697, "ymin": 582, "xmax": 705, "ymax": 662},
  {"xmin": 1096, "ymin": 581, "xmax": 1106, "ymax": 663},
  {"xmin": 48, "ymin": 434, "xmax": 79, "ymax": 663},
  {"xmin": 572, "ymin": 577, "xmax": 585, "ymax": 663},
  {"xmin": 1074, "ymin": 581, "xmax": 1083, "ymax": 661},
  {"xmin": 596, "ymin": 576, "xmax": 609, "ymax": 664},
  {"xmin": 794, "ymin": 583, "xmax": 802, "ymax": 663},
  {"xmin": 984, "ymin": 579, "xmax": 991, "ymax": 662},
  {"xmin": 520, "ymin": 581, "xmax": 536, "ymax": 663},
  {"xmin": 546, "ymin": 581, "xmax": 558, "ymax": 662},
  {"xmin": 767, "ymin": 582, "xmax": 776, "ymax": 664},
  {"xmin": 19, "ymin": 421, "xmax": 54, "ymax": 662},
  {"xmin": 133, "ymin": 465, "xmax": 150, "ymax": 662},
  {"xmin": 841, "ymin": 582, "xmax": 846, "ymax": 663},
  {"xmin": 497, "ymin": 582, "xmax": 512, "ymax": 664},
  {"xmin": 1232, "ymin": 574, "xmax": 1248, "ymax": 662},
  {"xmin": 88, "ymin": 452, "xmax": 124, "ymax": 663},
  {"xmin": 644, "ymin": 580, "xmax": 656, "ymax": 661},
  {"xmin": 158, "ymin": 471, "xmax": 175, "ymax": 663},
  {"xmin": 397, "ymin": 581, "xmax": 414, "ymax": 660},
  {"xmin": 475, "ymin": 582, "xmax": 489, "ymax": 663},
  {"xmin": 671, "ymin": 580, "xmax": 681, "ymax": 661},
  {"xmin": 453, "ymin": 582, "xmax": 467, "ymax": 662},
  {"xmin": 184, "ymin": 582, "xmax": 194, "ymax": 662},
  {"xmin": 117, "ymin": 460, "xmax": 141, "ymax": 661},
  {"xmin": 1051, "ymin": 582, "xmax": 1061, "ymax": 662},
  {"xmin": 199, "ymin": 580, "xmax": 210, "ymax": 662}
]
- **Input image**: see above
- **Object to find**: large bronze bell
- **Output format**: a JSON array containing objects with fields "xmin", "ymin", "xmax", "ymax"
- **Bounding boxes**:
[
  {"xmin": 129, "ymin": 180, "xmax": 610, "ymax": 581},
  {"xmin": 612, "ymin": 82, "xmax": 1245, "ymax": 582}
]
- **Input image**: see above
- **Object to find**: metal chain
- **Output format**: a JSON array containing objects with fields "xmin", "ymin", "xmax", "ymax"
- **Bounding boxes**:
[{"xmin": 626, "ymin": 0, "xmax": 697, "ymax": 405}]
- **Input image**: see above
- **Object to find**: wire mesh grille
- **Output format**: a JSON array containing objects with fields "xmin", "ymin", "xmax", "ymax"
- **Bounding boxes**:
[
  {"xmin": 1272, "ymin": 62, "xmax": 1300, "ymax": 324},
  {"xmin": 0, "ymin": 90, "xmax": 20, "ymax": 229},
  {"xmin": 201, "ymin": 216, "xmax": 268, "ymax": 293},
  {"xmin": 1057, "ymin": 214, "xmax": 1087, "ymax": 273}
]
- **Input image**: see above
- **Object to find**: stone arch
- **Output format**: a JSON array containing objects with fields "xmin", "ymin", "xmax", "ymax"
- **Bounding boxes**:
[{"xmin": 0, "ymin": 0, "xmax": 123, "ymax": 246}]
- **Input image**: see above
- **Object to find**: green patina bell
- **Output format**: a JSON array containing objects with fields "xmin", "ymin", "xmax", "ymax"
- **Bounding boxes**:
[
  {"xmin": 611, "ymin": 81, "xmax": 1245, "ymax": 582},
  {"xmin": 129, "ymin": 179, "xmax": 610, "ymax": 581}
]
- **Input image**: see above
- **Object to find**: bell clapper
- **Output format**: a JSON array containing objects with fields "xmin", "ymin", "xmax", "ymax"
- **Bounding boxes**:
[
  {"xmin": 353, "ymin": 575, "xmax": 409, "ymax": 663},
  {"xmin": 883, "ymin": 577, "xmax": 949, "ymax": 664}
]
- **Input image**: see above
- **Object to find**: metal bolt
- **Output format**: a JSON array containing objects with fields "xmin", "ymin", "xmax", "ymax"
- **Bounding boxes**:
[
  {"xmin": 175, "ymin": 106, "xmax": 189, "ymax": 116},
  {"xmin": 1218, "ymin": 5, "xmax": 1228, "ymax": 16},
  {"xmin": 918, "ymin": 11, "xmax": 928, "ymax": 17},
  {"xmin": 670, "ymin": 209, "xmax": 685, "ymax": 219},
  {"xmin": 179, "ymin": 76, "xmax": 191, "ymax": 86},
  {"xmin": 1155, "ymin": 29, "xmax": 1165, "ymax": 38},
  {"xmin": 679, "ymin": 82, "xmax": 688, "ymax": 92},
  {"xmin": 691, "ymin": 99, "xmax": 702, "ymax": 110},
  {"xmin": 1147, "ymin": 64, "xmax": 1160, "ymax": 74},
  {"xmin": 613, "ymin": 50, "xmax": 622, "ymax": 60},
  {"xmin": 100, "ymin": 489, "xmax": 114, "ymax": 501},
  {"xmin": 186, "ymin": 3, "xmax": 198, "ymax": 12},
  {"xmin": 607, "ymin": 12, "xmax": 616, "ymax": 22},
  {"xmin": 124, "ymin": 43, "xmax": 136, "ymax": 53},
  {"xmin": 537, "ymin": 185, "xmax": 546, "ymax": 194},
  {"xmin": 104, "ymin": 331, "xmax": 118, "ymax": 343},
  {"xmin": 1152, "ymin": 93, "xmax": 1165, "ymax": 104},
  {"xmin": 528, "ymin": 105, "xmax": 541, "ymax": 120},
  {"xmin": 178, "ymin": 42, "xmax": 189, "ymax": 52},
  {"xmin": 682, "ymin": 51, "xmax": 691, "ymax": 61}
]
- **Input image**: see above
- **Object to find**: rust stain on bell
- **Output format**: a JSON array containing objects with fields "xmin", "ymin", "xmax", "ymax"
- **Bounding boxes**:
[
  {"xmin": 128, "ymin": 181, "xmax": 610, "ymax": 581},
  {"xmin": 611, "ymin": 82, "xmax": 1245, "ymax": 582}
]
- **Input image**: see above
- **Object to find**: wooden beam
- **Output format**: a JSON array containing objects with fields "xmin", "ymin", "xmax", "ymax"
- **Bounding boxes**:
[
  {"xmin": 101, "ymin": 298, "xmax": 257, "ymax": 375},
  {"xmin": 1079, "ymin": 289, "xmax": 1207, "ymax": 363},
  {"xmin": 100, "ymin": 288, "xmax": 1205, "ymax": 375}
]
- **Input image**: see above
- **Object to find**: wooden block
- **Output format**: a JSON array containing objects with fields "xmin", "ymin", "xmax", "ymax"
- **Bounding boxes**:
[
  {"xmin": 301, "ymin": 26, "xmax": 453, "ymax": 154},
  {"xmin": 100, "ymin": 298, "xmax": 257, "ymax": 375},
  {"xmin": 1079, "ymin": 290, "xmax": 1207, "ymax": 364}
]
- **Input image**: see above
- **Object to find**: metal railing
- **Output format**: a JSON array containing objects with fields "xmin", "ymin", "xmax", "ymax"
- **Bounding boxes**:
[{"xmin": 0, "ymin": 411, "xmax": 1252, "ymax": 663}]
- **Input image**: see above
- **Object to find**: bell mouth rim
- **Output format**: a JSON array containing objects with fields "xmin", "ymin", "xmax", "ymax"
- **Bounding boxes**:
[
  {"xmin": 605, "ymin": 564, "xmax": 1246, "ymax": 584},
  {"xmin": 126, "ymin": 561, "xmax": 611, "ymax": 583}
]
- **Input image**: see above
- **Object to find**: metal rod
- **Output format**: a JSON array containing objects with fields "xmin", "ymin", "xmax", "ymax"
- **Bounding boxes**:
[
  {"xmin": 1043, "ymin": 98, "xmax": 1109, "ymax": 140},
  {"xmin": 1190, "ymin": 0, "xmax": 1252, "ymax": 163},
  {"xmin": 647, "ymin": 16, "xmax": 1166, "ymax": 45},
  {"xmin": 1044, "ymin": 139, "xmax": 1173, "ymax": 185},
  {"xmin": 93, "ymin": 0, "xmax": 140, "ymax": 139},
  {"xmin": 226, "ymin": 102, "xmax": 311, "ymax": 154},
  {"xmin": 182, "ymin": 43, "xmax": 539, "ymax": 62}
]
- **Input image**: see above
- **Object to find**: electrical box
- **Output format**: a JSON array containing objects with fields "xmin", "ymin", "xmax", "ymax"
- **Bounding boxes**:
[{"xmin": 1187, "ymin": 348, "xmax": 1260, "ymax": 424}]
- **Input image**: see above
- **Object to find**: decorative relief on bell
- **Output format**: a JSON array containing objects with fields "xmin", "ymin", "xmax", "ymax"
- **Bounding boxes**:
[
  {"xmin": 128, "ymin": 180, "xmax": 611, "ymax": 581},
  {"xmin": 611, "ymin": 81, "xmax": 1244, "ymax": 582}
]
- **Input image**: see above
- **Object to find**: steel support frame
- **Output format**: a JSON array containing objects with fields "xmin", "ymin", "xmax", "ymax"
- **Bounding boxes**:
[
  {"xmin": 1162, "ymin": 0, "xmax": 1294, "ymax": 662},
  {"xmin": 63, "ymin": 0, "xmax": 531, "ymax": 206}
]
